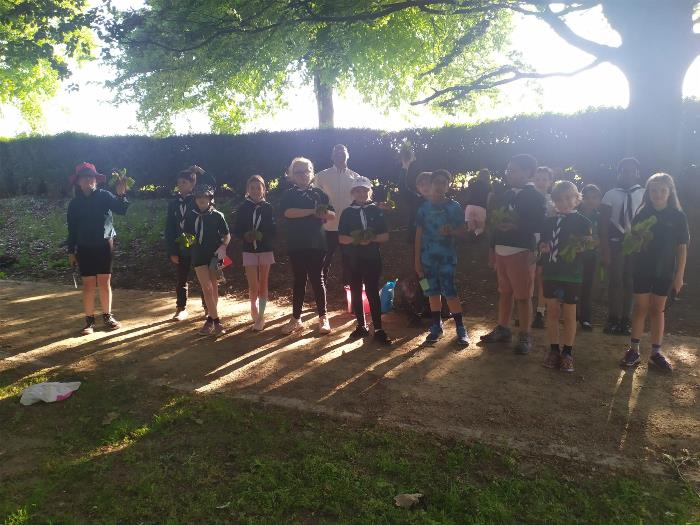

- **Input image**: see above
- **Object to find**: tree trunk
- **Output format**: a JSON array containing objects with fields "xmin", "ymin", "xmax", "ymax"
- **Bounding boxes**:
[
  {"xmin": 314, "ymin": 70, "xmax": 335, "ymax": 129},
  {"xmin": 603, "ymin": 0, "xmax": 698, "ymax": 176}
]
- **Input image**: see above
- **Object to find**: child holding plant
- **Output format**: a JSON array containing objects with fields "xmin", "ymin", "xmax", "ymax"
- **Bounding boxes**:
[
  {"xmin": 539, "ymin": 181, "xmax": 594, "ymax": 372},
  {"xmin": 577, "ymin": 184, "xmax": 603, "ymax": 331},
  {"xmin": 164, "ymin": 166, "xmax": 206, "ymax": 321},
  {"xmin": 67, "ymin": 162, "xmax": 129, "ymax": 335},
  {"xmin": 338, "ymin": 177, "xmax": 393, "ymax": 345},
  {"xmin": 233, "ymin": 175, "xmax": 276, "ymax": 331},
  {"xmin": 481, "ymin": 154, "xmax": 546, "ymax": 355},
  {"xmin": 183, "ymin": 184, "xmax": 231, "ymax": 336},
  {"xmin": 619, "ymin": 173, "xmax": 688, "ymax": 372},
  {"xmin": 414, "ymin": 169, "xmax": 469, "ymax": 346},
  {"xmin": 280, "ymin": 157, "xmax": 336, "ymax": 335},
  {"xmin": 532, "ymin": 166, "xmax": 556, "ymax": 329}
]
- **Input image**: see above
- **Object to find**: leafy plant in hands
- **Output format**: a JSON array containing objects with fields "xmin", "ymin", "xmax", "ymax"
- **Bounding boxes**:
[
  {"xmin": 110, "ymin": 168, "xmax": 135, "ymax": 190},
  {"xmin": 623, "ymin": 215, "xmax": 657, "ymax": 256},
  {"xmin": 559, "ymin": 235, "xmax": 597, "ymax": 263}
]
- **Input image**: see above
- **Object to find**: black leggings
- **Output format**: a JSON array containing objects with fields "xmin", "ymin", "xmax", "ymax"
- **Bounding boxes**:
[
  {"xmin": 348, "ymin": 257, "xmax": 382, "ymax": 329},
  {"xmin": 289, "ymin": 249, "xmax": 327, "ymax": 319}
]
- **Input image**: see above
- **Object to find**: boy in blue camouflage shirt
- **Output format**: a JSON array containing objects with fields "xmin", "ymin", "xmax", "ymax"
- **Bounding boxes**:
[{"xmin": 414, "ymin": 170, "xmax": 469, "ymax": 346}]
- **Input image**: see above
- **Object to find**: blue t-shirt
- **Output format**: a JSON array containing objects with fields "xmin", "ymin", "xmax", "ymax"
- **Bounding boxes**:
[{"xmin": 416, "ymin": 199, "xmax": 464, "ymax": 266}]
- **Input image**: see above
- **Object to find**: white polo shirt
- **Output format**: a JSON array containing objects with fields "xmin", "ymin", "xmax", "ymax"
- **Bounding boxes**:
[
  {"xmin": 601, "ymin": 185, "xmax": 644, "ymax": 237},
  {"xmin": 313, "ymin": 165, "xmax": 362, "ymax": 232}
]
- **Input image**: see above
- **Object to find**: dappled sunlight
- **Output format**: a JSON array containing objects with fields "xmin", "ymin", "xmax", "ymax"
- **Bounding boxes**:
[
  {"xmin": 9, "ymin": 291, "xmax": 79, "ymax": 304},
  {"xmin": 618, "ymin": 366, "xmax": 648, "ymax": 452},
  {"xmin": 671, "ymin": 345, "xmax": 698, "ymax": 368},
  {"xmin": 606, "ymin": 370, "xmax": 627, "ymax": 423},
  {"xmin": 261, "ymin": 337, "xmax": 365, "ymax": 393},
  {"xmin": 196, "ymin": 335, "xmax": 320, "ymax": 393}
]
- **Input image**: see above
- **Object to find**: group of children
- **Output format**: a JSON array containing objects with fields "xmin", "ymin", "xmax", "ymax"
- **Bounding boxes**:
[{"xmin": 66, "ymin": 151, "xmax": 689, "ymax": 373}]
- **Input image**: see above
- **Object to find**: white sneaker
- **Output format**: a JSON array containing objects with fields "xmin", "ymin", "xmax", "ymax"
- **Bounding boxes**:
[
  {"xmin": 318, "ymin": 316, "xmax": 331, "ymax": 334},
  {"xmin": 253, "ymin": 315, "xmax": 265, "ymax": 331},
  {"xmin": 282, "ymin": 317, "xmax": 303, "ymax": 335},
  {"xmin": 173, "ymin": 308, "xmax": 188, "ymax": 321}
]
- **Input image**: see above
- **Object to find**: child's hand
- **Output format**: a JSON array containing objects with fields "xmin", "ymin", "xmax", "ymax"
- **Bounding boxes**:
[
  {"xmin": 115, "ymin": 181, "xmax": 127, "ymax": 196},
  {"xmin": 415, "ymin": 263, "xmax": 424, "ymax": 278},
  {"xmin": 215, "ymin": 244, "xmax": 228, "ymax": 260},
  {"xmin": 377, "ymin": 201, "xmax": 393, "ymax": 211},
  {"xmin": 673, "ymin": 276, "xmax": 684, "ymax": 295},
  {"xmin": 68, "ymin": 254, "xmax": 77, "ymax": 267},
  {"xmin": 170, "ymin": 255, "xmax": 179, "ymax": 265},
  {"xmin": 243, "ymin": 231, "xmax": 256, "ymax": 243},
  {"xmin": 539, "ymin": 242, "xmax": 550, "ymax": 254}
]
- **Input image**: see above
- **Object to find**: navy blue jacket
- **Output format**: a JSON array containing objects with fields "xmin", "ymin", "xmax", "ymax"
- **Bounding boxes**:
[
  {"xmin": 67, "ymin": 189, "xmax": 129, "ymax": 254},
  {"xmin": 164, "ymin": 193, "xmax": 194, "ymax": 257}
]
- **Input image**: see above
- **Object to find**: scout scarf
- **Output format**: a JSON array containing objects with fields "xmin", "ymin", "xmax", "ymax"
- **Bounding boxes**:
[
  {"xmin": 193, "ymin": 205, "xmax": 213, "ymax": 244},
  {"xmin": 617, "ymin": 185, "xmax": 642, "ymax": 233},
  {"xmin": 349, "ymin": 201, "xmax": 373, "ymax": 230},
  {"xmin": 246, "ymin": 197, "xmax": 265, "ymax": 250}
]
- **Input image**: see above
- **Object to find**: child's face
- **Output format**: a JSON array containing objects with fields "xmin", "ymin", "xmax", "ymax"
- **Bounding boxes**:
[
  {"xmin": 351, "ymin": 187, "xmax": 371, "ymax": 203},
  {"xmin": 648, "ymin": 182, "xmax": 670, "ymax": 209},
  {"xmin": 291, "ymin": 162, "xmax": 312, "ymax": 187},
  {"xmin": 618, "ymin": 165, "xmax": 639, "ymax": 188},
  {"xmin": 78, "ymin": 174, "xmax": 96, "ymax": 193},
  {"xmin": 553, "ymin": 191, "xmax": 578, "ymax": 214},
  {"xmin": 533, "ymin": 172, "xmax": 552, "ymax": 194},
  {"xmin": 581, "ymin": 191, "xmax": 601, "ymax": 210},
  {"xmin": 506, "ymin": 162, "xmax": 528, "ymax": 188},
  {"xmin": 247, "ymin": 181, "xmax": 265, "ymax": 202},
  {"xmin": 430, "ymin": 177, "xmax": 450, "ymax": 199},
  {"xmin": 177, "ymin": 178, "xmax": 195, "ymax": 195},
  {"xmin": 195, "ymin": 196, "xmax": 211, "ymax": 211},
  {"xmin": 416, "ymin": 179, "xmax": 431, "ymax": 198}
]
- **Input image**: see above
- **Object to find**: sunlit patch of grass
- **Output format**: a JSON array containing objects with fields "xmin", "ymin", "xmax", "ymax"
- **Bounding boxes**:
[{"xmin": 0, "ymin": 374, "xmax": 698, "ymax": 525}]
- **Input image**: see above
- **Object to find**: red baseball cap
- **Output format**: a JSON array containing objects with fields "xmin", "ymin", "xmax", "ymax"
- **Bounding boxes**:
[{"xmin": 70, "ymin": 162, "xmax": 106, "ymax": 184}]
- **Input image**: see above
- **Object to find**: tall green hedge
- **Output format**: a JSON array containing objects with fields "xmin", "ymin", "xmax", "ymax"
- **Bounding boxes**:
[{"xmin": 1, "ymin": 104, "xmax": 698, "ymax": 198}]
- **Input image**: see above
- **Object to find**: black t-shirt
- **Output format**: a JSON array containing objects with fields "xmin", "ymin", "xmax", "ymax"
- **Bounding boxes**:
[
  {"xmin": 338, "ymin": 201, "xmax": 388, "ymax": 261},
  {"xmin": 541, "ymin": 211, "xmax": 593, "ymax": 283},
  {"xmin": 183, "ymin": 207, "xmax": 230, "ymax": 264},
  {"xmin": 405, "ymin": 190, "xmax": 426, "ymax": 244},
  {"xmin": 490, "ymin": 184, "xmax": 546, "ymax": 250},
  {"xmin": 233, "ymin": 199, "xmax": 276, "ymax": 253},
  {"xmin": 633, "ymin": 206, "xmax": 689, "ymax": 279},
  {"xmin": 279, "ymin": 185, "xmax": 334, "ymax": 252}
]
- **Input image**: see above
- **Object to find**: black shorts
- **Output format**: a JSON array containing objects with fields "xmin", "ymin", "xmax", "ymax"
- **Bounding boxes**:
[
  {"xmin": 633, "ymin": 274, "xmax": 672, "ymax": 296},
  {"xmin": 76, "ymin": 242, "xmax": 113, "ymax": 276},
  {"xmin": 542, "ymin": 280, "xmax": 581, "ymax": 304}
]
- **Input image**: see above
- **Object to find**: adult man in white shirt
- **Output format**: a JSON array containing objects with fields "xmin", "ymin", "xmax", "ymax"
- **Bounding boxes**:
[
  {"xmin": 600, "ymin": 157, "xmax": 645, "ymax": 335},
  {"xmin": 314, "ymin": 144, "xmax": 362, "ymax": 286}
]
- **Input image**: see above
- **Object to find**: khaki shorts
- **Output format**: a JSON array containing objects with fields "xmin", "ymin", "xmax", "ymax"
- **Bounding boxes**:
[{"xmin": 495, "ymin": 251, "xmax": 535, "ymax": 300}]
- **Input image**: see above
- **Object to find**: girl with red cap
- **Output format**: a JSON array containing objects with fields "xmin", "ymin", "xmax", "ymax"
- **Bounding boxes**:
[{"xmin": 67, "ymin": 162, "xmax": 129, "ymax": 335}]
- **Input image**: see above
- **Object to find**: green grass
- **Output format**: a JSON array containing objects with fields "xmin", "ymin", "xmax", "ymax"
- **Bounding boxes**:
[{"xmin": 1, "ymin": 370, "xmax": 697, "ymax": 525}]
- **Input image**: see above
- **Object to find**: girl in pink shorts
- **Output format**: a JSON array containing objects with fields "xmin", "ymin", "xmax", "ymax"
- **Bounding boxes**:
[{"xmin": 233, "ymin": 175, "xmax": 277, "ymax": 330}]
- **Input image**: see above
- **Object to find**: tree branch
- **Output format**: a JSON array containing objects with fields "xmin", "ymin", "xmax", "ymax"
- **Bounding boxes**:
[
  {"xmin": 534, "ymin": 5, "xmax": 617, "ymax": 61},
  {"xmin": 411, "ymin": 57, "xmax": 603, "ymax": 106}
]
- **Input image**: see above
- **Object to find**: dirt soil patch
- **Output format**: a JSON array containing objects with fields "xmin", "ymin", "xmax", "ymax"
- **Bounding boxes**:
[{"xmin": 2, "ymin": 280, "xmax": 698, "ymax": 474}]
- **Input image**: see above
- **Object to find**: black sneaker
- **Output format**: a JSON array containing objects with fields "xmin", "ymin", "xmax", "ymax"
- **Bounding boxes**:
[
  {"xmin": 615, "ymin": 318, "xmax": 631, "ymax": 336},
  {"xmin": 81, "ymin": 316, "xmax": 96, "ymax": 336},
  {"xmin": 603, "ymin": 318, "xmax": 619, "ymax": 334},
  {"xmin": 514, "ymin": 334, "xmax": 533, "ymax": 355},
  {"xmin": 373, "ymin": 329, "xmax": 393, "ymax": 346},
  {"xmin": 103, "ymin": 313, "xmax": 121, "ymax": 331},
  {"xmin": 579, "ymin": 320, "xmax": 593, "ymax": 331},
  {"xmin": 349, "ymin": 325, "xmax": 370, "ymax": 339},
  {"xmin": 649, "ymin": 352, "xmax": 673, "ymax": 372},
  {"xmin": 531, "ymin": 311, "xmax": 545, "ymax": 329},
  {"xmin": 480, "ymin": 325, "xmax": 512, "ymax": 343}
]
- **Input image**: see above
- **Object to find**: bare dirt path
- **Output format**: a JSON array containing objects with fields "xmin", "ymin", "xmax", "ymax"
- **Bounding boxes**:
[{"xmin": 1, "ymin": 280, "xmax": 698, "ymax": 474}]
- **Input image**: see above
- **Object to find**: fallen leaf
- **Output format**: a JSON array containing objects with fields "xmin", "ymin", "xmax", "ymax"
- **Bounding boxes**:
[
  {"xmin": 193, "ymin": 418, "xmax": 204, "ymax": 425},
  {"xmin": 394, "ymin": 493, "xmax": 423, "ymax": 509},
  {"xmin": 216, "ymin": 502, "xmax": 231, "ymax": 509}
]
